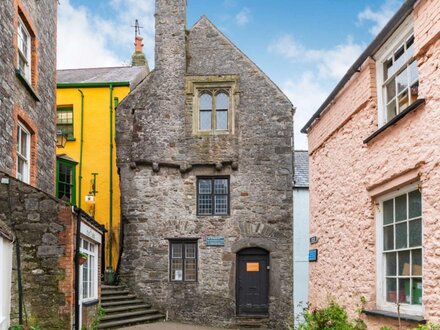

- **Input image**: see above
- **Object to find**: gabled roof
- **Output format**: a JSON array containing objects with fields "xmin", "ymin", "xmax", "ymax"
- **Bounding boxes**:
[
  {"xmin": 57, "ymin": 66, "xmax": 148, "ymax": 89},
  {"xmin": 190, "ymin": 16, "xmax": 294, "ymax": 107},
  {"xmin": 301, "ymin": 0, "xmax": 416, "ymax": 133},
  {"xmin": 294, "ymin": 150, "xmax": 309, "ymax": 188}
]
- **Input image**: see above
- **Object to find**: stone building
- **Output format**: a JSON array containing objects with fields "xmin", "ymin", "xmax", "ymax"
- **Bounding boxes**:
[
  {"xmin": 302, "ymin": 0, "xmax": 439, "ymax": 328},
  {"xmin": 116, "ymin": 0, "xmax": 294, "ymax": 328},
  {"xmin": 0, "ymin": 0, "xmax": 57, "ymax": 194}
]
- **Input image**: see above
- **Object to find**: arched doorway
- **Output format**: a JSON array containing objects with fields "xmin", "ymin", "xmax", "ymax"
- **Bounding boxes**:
[{"xmin": 236, "ymin": 247, "xmax": 269, "ymax": 316}]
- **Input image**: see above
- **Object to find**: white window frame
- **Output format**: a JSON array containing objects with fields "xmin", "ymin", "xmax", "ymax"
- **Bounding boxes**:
[
  {"xmin": 374, "ymin": 14, "xmax": 416, "ymax": 127},
  {"xmin": 0, "ymin": 237, "xmax": 4, "ymax": 327},
  {"xmin": 375, "ymin": 183, "xmax": 423, "ymax": 316},
  {"xmin": 17, "ymin": 16, "xmax": 32, "ymax": 82},
  {"xmin": 16, "ymin": 122, "xmax": 31, "ymax": 184},
  {"xmin": 80, "ymin": 237, "xmax": 98, "ymax": 303}
]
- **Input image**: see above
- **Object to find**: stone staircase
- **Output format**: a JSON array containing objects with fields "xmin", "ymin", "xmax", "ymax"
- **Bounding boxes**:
[{"xmin": 98, "ymin": 284, "xmax": 165, "ymax": 329}]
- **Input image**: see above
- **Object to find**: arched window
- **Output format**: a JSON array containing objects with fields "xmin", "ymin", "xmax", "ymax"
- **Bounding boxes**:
[
  {"xmin": 199, "ymin": 91, "xmax": 212, "ymax": 131},
  {"xmin": 216, "ymin": 91, "xmax": 229, "ymax": 130}
]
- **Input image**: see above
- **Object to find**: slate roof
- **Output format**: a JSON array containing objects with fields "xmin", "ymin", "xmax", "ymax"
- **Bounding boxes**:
[
  {"xmin": 294, "ymin": 150, "xmax": 309, "ymax": 188},
  {"xmin": 57, "ymin": 66, "xmax": 148, "ymax": 89}
]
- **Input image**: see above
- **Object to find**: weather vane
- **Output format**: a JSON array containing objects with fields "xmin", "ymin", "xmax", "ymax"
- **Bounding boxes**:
[{"xmin": 131, "ymin": 19, "xmax": 143, "ymax": 38}]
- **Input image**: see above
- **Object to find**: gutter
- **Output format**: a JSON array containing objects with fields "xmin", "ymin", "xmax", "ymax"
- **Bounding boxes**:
[
  {"xmin": 300, "ymin": 0, "xmax": 417, "ymax": 134},
  {"xmin": 57, "ymin": 82, "xmax": 130, "ymax": 89}
]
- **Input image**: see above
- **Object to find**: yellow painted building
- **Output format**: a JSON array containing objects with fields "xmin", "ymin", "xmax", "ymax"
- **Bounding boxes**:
[{"xmin": 56, "ymin": 65, "xmax": 148, "ymax": 270}]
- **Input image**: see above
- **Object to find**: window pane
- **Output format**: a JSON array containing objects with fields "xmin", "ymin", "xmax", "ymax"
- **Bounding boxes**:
[
  {"xmin": 185, "ymin": 244, "xmax": 196, "ymax": 259},
  {"xmin": 214, "ymin": 179, "xmax": 228, "ymax": 194},
  {"xmin": 216, "ymin": 92, "xmax": 228, "ymax": 110},
  {"xmin": 406, "ymin": 36, "xmax": 414, "ymax": 59},
  {"xmin": 384, "ymin": 58, "xmax": 393, "ymax": 81},
  {"xmin": 412, "ymin": 249, "xmax": 422, "ymax": 276},
  {"xmin": 198, "ymin": 195, "xmax": 212, "ymax": 215},
  {"xmin": 410, "ymin": 81, "xmax": 419, "ymax": 104},
  {"xmin": 214, "ymin": 195, "xmax": 228, "ymax": 215},
  {"xmin": 386, "ymin": 252, "xmax": 396, "ymax": 276},
  {"xmin": 408, "ymin": 190, "xmax": 421, "ymax": 218},
  {"xmin": 395, "ymin": 194, "xmax": 407, "ymax": 221},
  {"xmin": 200, "ymin": 110, "xmax": 212, "ymax": 130},
  {"xmin": 386, "ymin": 79, "xmax": 396, "ymax": 103},
  {"xmin": 216, "ymin": 110, "xmax": 228, "ymax": 130},
  {"xmin": 396, "ymin": 222, "xmax": 408, "ymax": 249},
  {"xmin": 396, "ymin": 67, "xmax": 408, "ymax": 94},
  {"xmin": 409, "ymin": 219, "xmax": 422, "ymax": 247},
  {"xmin": 200, "ymin": 93, "xmax": 212, "ymax": 110},
  {"xmin": 383, "ymin": 199, "xmax": 394, "ymax": 224},
  {"xmin": 399, "ymin": 278, "xmax": 410, "ymax": 303},
  {"xmin": 394, "ymin": 45, "xmax": 405, "ymax": 71},
  {"xmin": 412, "ymin": 278, "xmax": 422, "ymax": 305},
  {"xmin": 384, "ymin": 226, "xmax": 394, "ymax": 251},
  {"xmin": 198, "ymin": 179, "xmax": 212, "ymax": 194},
  {"xmin": 398, "ymin": 90, "xmax": 409, "ymax": 112},
  {"xmin": 172, "ymin": 244, "xmax": 182, "ymax": 258},
  {"xmin": 184, "ymin": 259, "xmax": 196, "ymax": 281},
  {"xmin": 398, "ymin": 250, "xmax": 410, "ymax": 276},
  {"xmin": 408, "ymin": 60, "xmax": 418, "ymax": 84},
  {"xmin": 20, "ymin": 129, "xmax": 28, "ymax": 157},
  {"xmin": 171, "ymin": 259, "xmax": 183, "ymax": 281},
  {"xmin": 386, "ymin": 102, "xmax": 397, "ymax": 122},
  {"xmin": 386, "ymin": 278, "xmax": 397, "ymax": 303}
]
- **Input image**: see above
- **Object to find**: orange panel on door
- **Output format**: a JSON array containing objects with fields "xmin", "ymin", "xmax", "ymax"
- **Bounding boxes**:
[{"xmin": 246, "ymin": 262, "xmax": 259, "ymax": 272}]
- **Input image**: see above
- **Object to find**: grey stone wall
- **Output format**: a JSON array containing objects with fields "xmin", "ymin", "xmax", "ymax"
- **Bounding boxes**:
[
  {"xmin": 116, "ymin": 1, "xmax": 294, "ymax": 328},
  {"xmin": 0, "ymin": 171, "xmax": 74, "ymax": 329},
  {"xmin": 0, "ymin": 0, "xmax": 57, "ymax": 194}
]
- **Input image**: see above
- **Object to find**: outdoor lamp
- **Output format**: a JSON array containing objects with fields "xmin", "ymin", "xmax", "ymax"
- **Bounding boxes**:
[{"xmin": 56, "ymin": 130, "xmax": 67, "ymax": 148}]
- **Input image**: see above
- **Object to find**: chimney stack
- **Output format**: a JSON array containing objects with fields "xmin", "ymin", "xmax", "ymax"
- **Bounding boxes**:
[{"xmin": 131, "ymin": 35, "xmax": 149, "ymax": 68}]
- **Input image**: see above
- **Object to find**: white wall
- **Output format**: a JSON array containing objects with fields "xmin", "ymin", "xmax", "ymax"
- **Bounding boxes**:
[
  {"xmin": 293, "ymin": 188, "xmax": 309, "ymax": 325},
  {"xmin": 0, "ymin": 236, "xmax": 13, "ymax": 330}
]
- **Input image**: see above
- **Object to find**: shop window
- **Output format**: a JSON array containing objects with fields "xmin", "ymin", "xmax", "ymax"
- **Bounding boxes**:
[
  {"xmin": 81, "ymin": 238, "xmax": 98, "ymax": 302},
  {"xmin": 169, "ymin": 240, "xmax": 198, "ymax": 282}
]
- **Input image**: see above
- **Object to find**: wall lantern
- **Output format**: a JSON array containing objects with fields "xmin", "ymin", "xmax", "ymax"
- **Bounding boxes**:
[{"xmin": 56, "ymin": 130, "xmax": 67, "ymax": 148}]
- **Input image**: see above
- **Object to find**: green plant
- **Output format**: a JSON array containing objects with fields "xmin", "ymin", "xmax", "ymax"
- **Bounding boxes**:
[
  {"xmin": 379, "ymin": 327, "xmax": 392, "ymax": 330},
  {"xmin": 79, "ymin": 252, "xmax": 88, "ymax": 259},
  {"xmin": 412, "ymin": 324, "xmax": 440, "ymax": 330},
  {"xmin": 90, "ymin": 305, "xmax": 106, "ymax": 330},
  {"xmin": 9, "ymin": 325, "xmax": 43, "ymax": 330},
  {"xmin": 295, "ymin": 301, "xmax": 366, "ymax": 330},
  {"xmin": 9, "ymin": 326, "xmax": 24, "ymax": 330}
]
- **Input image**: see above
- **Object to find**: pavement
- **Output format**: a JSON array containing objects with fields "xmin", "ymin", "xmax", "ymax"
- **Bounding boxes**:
[{"xmin": 120, "ymin": 321, "xmax": 229, "ymax": 330}]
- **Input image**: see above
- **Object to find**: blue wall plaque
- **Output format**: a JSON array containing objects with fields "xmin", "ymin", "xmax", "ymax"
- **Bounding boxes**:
[
  {"xmin": 206, "ymin": 236, "xmax": 225, "ymax": 246},
  {"xmin": 308, "ymin": 249, "xmax": 318, "ymax": 262}
]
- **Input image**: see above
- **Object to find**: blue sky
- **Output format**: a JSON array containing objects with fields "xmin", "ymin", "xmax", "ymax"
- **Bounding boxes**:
[{"xmin": 57, "ymin": 0, "xmax": 403, "ymax": 149}]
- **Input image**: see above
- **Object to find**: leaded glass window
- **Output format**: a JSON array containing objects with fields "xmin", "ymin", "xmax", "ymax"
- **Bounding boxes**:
[
  {"xmin": 170, "ymin": 241, "xmax": 197, "ymax": 282},
  {"xmin": 198, "ymin": 89, "xmax": 229, "ymax": 131},
  {"xmin": 383, "ymin": 189, "xmax": 422, "ymax": 306},
  {"xmin": 197, "ymin": 177, "xmax": 230, "ymax": 216}
]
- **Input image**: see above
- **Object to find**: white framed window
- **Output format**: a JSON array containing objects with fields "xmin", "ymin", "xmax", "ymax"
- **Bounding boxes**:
[
  {"xmin": 80, "ymin": 238, "xmax": 98, "ymax": 302},
  {"xmin": 376, "ymin": 183, "xmax": 423, "ymax": 316},
  {"xmin": 17, "ymin": 17, "xmax": 32, "ymax": 82},
  {"xmin": 375, "ymin": 15, "xmax": 419, "ymax": 126},
  {"xmin": 16, "ymin": 123, "xmax": 31, "ymax": 184}
]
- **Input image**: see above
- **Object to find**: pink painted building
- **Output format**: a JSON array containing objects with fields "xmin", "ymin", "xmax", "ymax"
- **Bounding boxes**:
[{"xmin": 302, "ymin": 0, "xmax": 439, "ymax": 328}]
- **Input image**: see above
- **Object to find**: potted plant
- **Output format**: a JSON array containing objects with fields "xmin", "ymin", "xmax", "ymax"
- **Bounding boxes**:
[{"xmin": 79, "ymin": 252, "xmax": 88, "ymax": 265}]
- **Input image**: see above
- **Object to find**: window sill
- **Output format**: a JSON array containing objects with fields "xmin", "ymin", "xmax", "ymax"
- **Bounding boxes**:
[
  {"xmin": 67, "ymin": 137, "xmax": 76, "ymax": 142},
  {"xmin": 362, "ymin": 309, "xmax": 425, "ymax": 323},
  {"xmin": 16, "ymin": 69, "xmax": 40, "ymax": 101},
  {"xmin": 363, "ymin": 99, "xmax": 425, "ymax": 144},
  {"xmin": 82, "ymin": 298, "xmax": 99, "ymax": 307}
]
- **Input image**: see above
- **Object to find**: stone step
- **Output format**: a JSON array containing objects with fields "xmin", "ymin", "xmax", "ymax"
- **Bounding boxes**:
[
  {"xmin": 101, "ymin": 290, "xmax": 130, "ymax": 296},
  {"xmin": 104, "ymin": 303, "xmax": 152, "ymax": 314},
  {"xmin": 101, "ymin": 299, "xmax": 144, "ymax": 307},
  {"xmin": 101, "ymin": 294, "xmax": 137, "ymax": 302},
  {"xmin": 102, "ymin": 285, "xmax": 122, "ymax": 290},
  {"xmin": 101, "ymin": 309, "xmax": 160, "ymax": 322},
  {"xmin": 98, "ymin": 314, "xmax": 165, "ymax": 329}
]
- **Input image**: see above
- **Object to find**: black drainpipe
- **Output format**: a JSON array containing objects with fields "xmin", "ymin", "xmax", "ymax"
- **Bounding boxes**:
[
  {"xmin": 74, "ymin": 207, "xmax": 82, "ymax": 330},
  {"xmin": 15, "ymin": 238, "xmax": 23, "ymax": 324}
]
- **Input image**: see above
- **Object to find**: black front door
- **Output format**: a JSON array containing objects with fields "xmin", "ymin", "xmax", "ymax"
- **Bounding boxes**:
[{"xmin": 236, "ymin": 248, "xmax": 269, "ymax": 316}]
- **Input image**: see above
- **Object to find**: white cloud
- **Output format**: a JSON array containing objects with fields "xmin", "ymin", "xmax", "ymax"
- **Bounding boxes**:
[
  {"xmin": 283, "ymin": 72, "xmax": 330, "ymax": 150},
  {"xmin": 358, "ymin": 0, "xmax": 403, "ymax": 35},
  {"xmin": 268, "ymin": 34, "xmax": 364, "ymax": 80},
  {"xmin": 57, "ymin": 0, "xmax": 155, "ymax": 70},
  {"xmin": 269, "ymin": 34, "xmax": 365, "ymax": 149},
  {"xmin": 235, "ymin": 8, "xmax": 251, "ymax": 27}
]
